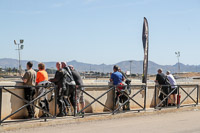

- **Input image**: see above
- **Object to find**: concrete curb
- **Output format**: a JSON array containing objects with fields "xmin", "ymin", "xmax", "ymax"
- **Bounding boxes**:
[{"xmin": 1, "ymin": 106, "xmax": 200, "ymax": 132}]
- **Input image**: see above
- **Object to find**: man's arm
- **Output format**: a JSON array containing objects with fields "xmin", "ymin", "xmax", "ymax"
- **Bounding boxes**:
[
  {"xmin": 22, "ymin": 72, "xmax": 28, "ymax": 83},
  {"xmin": 122, "ymin": 76, "xmax": 125, "ymax": 81},
  {"xmin": 110, "ymin": 73, "xmax": 114, "ymax": 82}
]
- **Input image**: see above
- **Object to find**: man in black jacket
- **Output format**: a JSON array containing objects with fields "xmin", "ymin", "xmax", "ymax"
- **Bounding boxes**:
[
  {"xmin": 49, "ymin": 62, "xmax": 70, "ymax": 117},
  {"xmin": 155, "ymin": 68, "xmax": 169, "ymax": 107},
  {"xmin": 61, "ymin": 62, "xmax": 76, "ymax": 114}
]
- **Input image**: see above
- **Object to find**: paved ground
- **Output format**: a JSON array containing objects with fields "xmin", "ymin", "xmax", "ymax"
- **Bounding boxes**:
[{"xmin": 3, "ymin": 109, "xmax": 200, "ymax": 133}]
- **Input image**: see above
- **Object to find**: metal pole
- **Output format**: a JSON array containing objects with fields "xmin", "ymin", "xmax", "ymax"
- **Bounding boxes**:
[
  {"xmin": 17, "ymin": 44, "xmax": 21, "ymax": 75},
  {"xmin": 0, "ymin": 88, "xmax": 2, "ymax": 125},
  {"xmin": 178, "ymin": 57, "xmax": 180, "ymax": 73},
  {"xmin": 54, "ymin": 87, "xmax": 57, "ymax": 117},
  {"xmin": 177, "ymin": 86, "xmax": 180, "ymax": 108},
  {"xmin": 112, "ymin": 87, "xmax": 115, "ymax": 115},
  {"xmin": 197, "ymin": 85, "xmax": 199, "ymax": 105},
  {"xmin": 129, "ymin": 61, "xmax": 132, "ymax": 78},
  {"xmin": 154, "ymin": 86, "xmax": 157, "ymax": 109},
  {"xmin": 144, "ymin": 86, "xmax": 147, "ymax": 110}
]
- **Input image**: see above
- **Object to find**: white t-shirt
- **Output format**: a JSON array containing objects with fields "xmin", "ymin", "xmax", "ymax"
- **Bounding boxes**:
[{"xmin": 167, "ymin": 74, "xmax": 177, "ymax": 88}]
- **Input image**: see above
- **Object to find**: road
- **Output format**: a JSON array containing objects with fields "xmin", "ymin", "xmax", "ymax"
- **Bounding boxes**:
[{"xmin": 3, "ymin": 109, "xmax": 200, "ymax": 133}]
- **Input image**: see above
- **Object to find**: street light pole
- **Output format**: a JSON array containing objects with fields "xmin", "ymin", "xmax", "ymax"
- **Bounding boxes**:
[
  {"xmin": 14, "ymin": 39, "xmax": 24, "ymax": 75},
  {"xmin": 129, "ymin": 60, "xmax": 133, "ymax": 78},
  {"xmin": 175, "ymin": 51, "xmax": 180, "ymax": 73}
]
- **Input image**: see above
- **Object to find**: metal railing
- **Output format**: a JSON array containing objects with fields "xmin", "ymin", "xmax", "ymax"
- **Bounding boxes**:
[
  {"xmin": 76, "ymin": 85, "xmax": 147, "ymax": 116},
  {"xmin": 0, "ymin": 84, "xmax": 199, "ymax": 124},
  {"xmin": 154, "ymin": 84, "xmax": 199, "ymax": 109},
  {"xmin": 0, "ymin": 85, "xmax": 57, "ymax": 124}
]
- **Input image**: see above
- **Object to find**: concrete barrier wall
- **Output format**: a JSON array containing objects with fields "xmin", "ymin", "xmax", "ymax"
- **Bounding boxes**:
[{"xmin": 0, "ymin": 81, "xmax": 199, "ymax": 119}]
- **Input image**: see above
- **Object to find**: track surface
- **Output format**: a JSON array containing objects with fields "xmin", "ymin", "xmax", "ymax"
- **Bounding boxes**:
[{"xmin": 3, "ymin": 109, "xmax": 200, "ymax": 133}]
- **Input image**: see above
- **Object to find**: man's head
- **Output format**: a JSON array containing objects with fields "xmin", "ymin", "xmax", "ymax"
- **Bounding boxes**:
[
  {"xmin": 68, "ymin": 65, "xmax": 74, "ymax": 70},
  {"xmin": 166, "ymin": 71, "xmax": 170, "ymax": 75},
  {"xmin": 26, "ymin": 61, "xmax": 33, "ymax": 70},
  {"xmin": 61, "ymin": 62, "xmax": 67, "ymax": 68},
  {"xmin": 118, "ymin": 67, "xmax": 121, "ymax": 72},
  {"xmin": 157, "ymin": 68, "xmax": 162, "ymax": 74},
  {"xmin": 113, "ymin": 65, "xmax": 119, "ymax": 72},
  {"xmin": 56, "ymin": 62, "xmax": 61, "ymax": 70},
  {"xmin": 38, "ymin": 63, "xmax": 45, "ymax": 70}
]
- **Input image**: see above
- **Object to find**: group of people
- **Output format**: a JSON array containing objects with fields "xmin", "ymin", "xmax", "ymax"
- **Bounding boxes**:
[
  {"xmin": 155, "ymin": 68, "xmax": 177, "ymax": 107},
  {"xmin": 110, "ymin": 65, "xmax": 131, "ymax": 110},
  {"xmin": 22, "ymin": 61, "xmax": 85, "ymax": 118}
]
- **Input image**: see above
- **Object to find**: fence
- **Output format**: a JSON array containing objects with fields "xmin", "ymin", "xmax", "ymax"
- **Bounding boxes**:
[
  {"xmin": 0, "ymin": 84, "xmax": 199, "ymax": 124},
  {"xmin": 154, "ymin": 84, "xmax": 199, "ymax": 109},
  {"xmin": 76, "ymin": 85, "xmax": 147, "ymax": 116},
  {"xmin": 0, "ymin": 84, "xmax": 56, "ymax": 124}
]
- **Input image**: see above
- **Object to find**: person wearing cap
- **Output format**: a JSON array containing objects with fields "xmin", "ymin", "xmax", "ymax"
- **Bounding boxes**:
[
  {"xmin": 69, "ymin": 65, "xmax": 85, "ymax": 117},
  {"xmin": 166, "ymin": 71, "xmax": 177, "ymax": 106},
  {"xmin": 155, "ymin": 68, "xmax": 169, "ymax": 107}
]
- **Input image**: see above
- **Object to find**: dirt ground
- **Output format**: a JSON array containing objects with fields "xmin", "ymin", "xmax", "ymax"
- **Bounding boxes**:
[{"xmin": 3, "ymin": 109, "xmax": 200, "ymax": 133}]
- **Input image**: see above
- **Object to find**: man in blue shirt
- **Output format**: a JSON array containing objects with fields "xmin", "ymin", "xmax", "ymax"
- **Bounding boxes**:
[{"xmin": 110, "ymin": 65, "xmax": 124, "ymax": 85}]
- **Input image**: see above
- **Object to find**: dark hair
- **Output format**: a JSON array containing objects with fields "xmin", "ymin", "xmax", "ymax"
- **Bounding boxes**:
[
  {"xmin": 27, "ymin": 61, "xmax": 33, "ymax": 68},
  {"xmin": 113, "ymin": 65, "xmax": 119, "ymax": 71},
  {"xmin": 38, "ymin": 63, "xmax": 45, "ymax": 70}
]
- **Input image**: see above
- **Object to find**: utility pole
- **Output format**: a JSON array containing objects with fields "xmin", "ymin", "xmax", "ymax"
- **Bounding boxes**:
[
  {"xmin": 175, "ymin": 51, "xmax": 180, "ymax": 73},
  {"xmin": 129, "ymin": 60, "xmax": 133, "ymax": 78}
]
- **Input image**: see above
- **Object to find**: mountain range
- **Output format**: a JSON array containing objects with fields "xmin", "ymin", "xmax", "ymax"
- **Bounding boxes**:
[{"xmin": 0, "ymin": 58, "xmax": 199, "ymax": 74}]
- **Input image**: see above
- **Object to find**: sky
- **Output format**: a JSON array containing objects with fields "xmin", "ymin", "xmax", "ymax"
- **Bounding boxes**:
[{"xmin": 0, "ymin": 0, "xmax": 199, "ymax": 65}]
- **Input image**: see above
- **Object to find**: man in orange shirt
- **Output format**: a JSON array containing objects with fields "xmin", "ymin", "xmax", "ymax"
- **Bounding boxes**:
[{"xmin": 36, "ymin": 63, "xmax": 48, "ymax": 84}]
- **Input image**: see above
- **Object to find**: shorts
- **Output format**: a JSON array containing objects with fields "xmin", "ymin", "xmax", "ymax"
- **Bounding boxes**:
[
  {"xmin": 76, "ymin": 88, "xmax": 84, "ymax": 103},
  {"xmin": 170, "ymin": 87, "xmax": 177, "ymax": 94}
]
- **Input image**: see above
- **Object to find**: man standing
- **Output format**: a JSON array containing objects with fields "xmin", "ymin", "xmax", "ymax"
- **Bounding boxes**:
[
  {"xmin": 155, "ymin": 68, "xmax": 169, "ymax": 107},
  {"xmin": 69, "ymin": 65, "xmax": 85, "ymax": 117},
  {"xmin": 61, "ymin": 62, "xmax": 76, "ymax": 114},
  {"xmin": 110, "ymin": 65, "xmax": 124, "ymax": 108},
  {"xmin": 22, "ymin": 61, "xmax": 36, "ymax": 118},
  {"xmin": 166, "ymin": 71, "xmax": 177, "ymax": 106},
  {"xmin": 49, "ymin": 62, "xmax": 70, "ymax": 117},
  {"xmin": 110, "ymin": 65, "xmax": 124, "ymax": 86}
]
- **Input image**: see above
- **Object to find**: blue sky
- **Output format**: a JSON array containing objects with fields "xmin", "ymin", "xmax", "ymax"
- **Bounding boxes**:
[{"xmin": 0, "ymin": 0, "xmax": 199, "ymax": 65}]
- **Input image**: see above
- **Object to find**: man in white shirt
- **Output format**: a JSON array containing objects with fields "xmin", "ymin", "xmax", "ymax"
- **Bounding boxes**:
[{"xmin": 166, "ymin": 71, "xmax": 177, "ymax": 106}]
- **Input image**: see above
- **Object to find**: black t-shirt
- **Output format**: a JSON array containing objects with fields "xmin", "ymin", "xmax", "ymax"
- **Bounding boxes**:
[
  {"xmin": 156, "ymin": 73, "xmax": 166, "ymax": 85},
  {"xmin": 49, "ymin": 70, "xmax": 63, "ymax": 88},
  {"xmin": 71, "ymin": 69, "xmax": 83, "ymax": 85}
]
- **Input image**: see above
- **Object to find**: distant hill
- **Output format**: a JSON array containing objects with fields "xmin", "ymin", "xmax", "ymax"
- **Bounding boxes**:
[{"xmin": 0, "ymin": 58, "xmax": 199, "ymax": 74}]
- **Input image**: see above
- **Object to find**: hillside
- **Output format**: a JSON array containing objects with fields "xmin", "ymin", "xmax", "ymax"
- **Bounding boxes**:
[{"xmin": 0, "ymin": 58, "xmax": 199, "ymax": 74}]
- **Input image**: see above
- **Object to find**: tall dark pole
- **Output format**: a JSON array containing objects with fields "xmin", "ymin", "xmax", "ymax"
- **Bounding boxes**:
[{"xmin": 142, "ymin": 17, "xmax": 149, "ymax": 84}]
